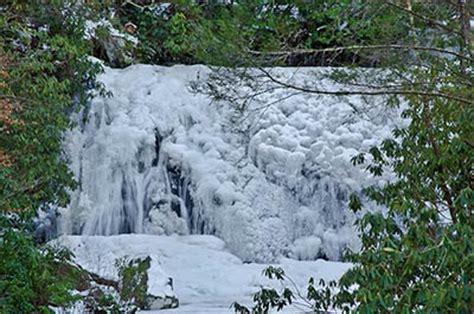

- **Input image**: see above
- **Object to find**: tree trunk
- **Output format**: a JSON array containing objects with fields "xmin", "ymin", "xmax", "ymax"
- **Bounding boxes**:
[
  {"xmin": 458, "ymin": 0, "xmax": 472, "ymax": 58},
  {"xmin": 406, "ymin": 0, "xmax": 414, "ymax": 25}
]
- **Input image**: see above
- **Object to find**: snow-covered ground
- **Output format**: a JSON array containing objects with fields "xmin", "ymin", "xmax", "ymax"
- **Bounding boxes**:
[
  {"xmin": 57, "ymin": 234, "xmax": 352, "ymax": 313},
  {"xmin": 58, "ymin": 64, "xmax": 403, "ymax": 262}
]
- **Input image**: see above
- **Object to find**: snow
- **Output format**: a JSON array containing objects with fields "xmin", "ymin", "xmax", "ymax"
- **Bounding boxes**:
[
  {"xmin": 56, "ymin": 234, "xmax": 352, "ymax": 313},
  {"xmin": 59, "ymin": 64, "xmax": 403, "ymax": 263}
]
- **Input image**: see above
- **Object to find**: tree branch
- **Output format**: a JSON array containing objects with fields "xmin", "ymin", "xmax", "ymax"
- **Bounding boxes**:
[
  {"xmin": 257, "ymin": 68, "xmax": 474, "ymax": 105},
  {"xmin": 385, "ymin": 1, "xmax": 462, "ymax": 36},
  {"xmin": 421, "ymin": 102, "xmax": 457, "ymax": 223},
  {"xmin": 248, "ymin": 45, "xmax": 474, "ymax": 63}
]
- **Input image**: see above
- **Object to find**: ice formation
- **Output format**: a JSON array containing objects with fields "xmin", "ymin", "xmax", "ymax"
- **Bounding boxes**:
[
  {"xmin": 56, "ymin": 234, "xmax": 352, "ymax": 313},
  {"xmin": 59, "ymin": 64, "xmax": 402, "ymax": 262}
]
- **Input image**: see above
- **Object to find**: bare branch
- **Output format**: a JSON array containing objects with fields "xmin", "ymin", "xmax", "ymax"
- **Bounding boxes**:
[
  {"xmin": 248, "ymin": 45, "xmax": 474, "ymax": 63},
  {"xmin": 257, "ymin": 68, "xmax": 474, "ymax": 105}
]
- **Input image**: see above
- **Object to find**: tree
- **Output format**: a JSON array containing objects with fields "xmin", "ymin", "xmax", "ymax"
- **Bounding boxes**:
[
  {"xmin": 0, "ymin": 216, "xmax": 79, "ymax": 312},
  {"xmin": 0, "ymin": 1, "xmax": 103, "ymax": 215},
  {"xmin": 0, "ymin": 2, "xmax": 103, "ymax": 311}
]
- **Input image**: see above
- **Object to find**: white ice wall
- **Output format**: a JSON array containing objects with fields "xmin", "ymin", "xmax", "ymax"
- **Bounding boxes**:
[{"xmin": 59, "ymin": 64, "xmax": 402, "ymax": 262}]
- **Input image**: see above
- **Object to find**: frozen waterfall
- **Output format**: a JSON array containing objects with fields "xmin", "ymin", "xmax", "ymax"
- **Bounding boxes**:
[{"xmin": 58, "ymin": 64, "xmax": 402, "ymax": 262}]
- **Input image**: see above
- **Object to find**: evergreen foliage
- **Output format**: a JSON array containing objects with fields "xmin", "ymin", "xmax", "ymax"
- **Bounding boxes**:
[
  {"xmin": 0, "ymin": 216, "xmax": 79, "ymax": 312},
  {"xmin": 0, "ymin": 2, "xmax": 102, "ymax": 312},
  {"xmin": 116, "ymin": 256, "xmax": 151, "ymax": 309},
  {"xmin": 99, "ymin": 0, "xmax": 415, "ymax": 66},
  {"xmin": 0, "ymin": 1, "xmax": 102, "ymax": 215}
]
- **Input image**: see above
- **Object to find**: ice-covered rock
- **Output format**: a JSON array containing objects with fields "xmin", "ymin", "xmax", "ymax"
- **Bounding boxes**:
[{"xmin": 84, "ymin": 19, "xmax": 137, "ymax": 67}]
